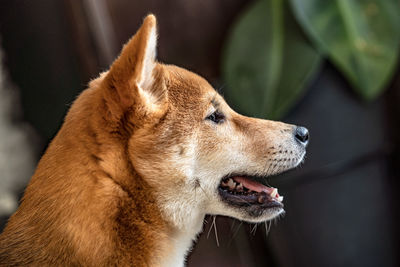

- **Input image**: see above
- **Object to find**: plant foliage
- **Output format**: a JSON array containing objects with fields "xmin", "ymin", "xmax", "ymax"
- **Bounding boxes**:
[
  {"xmin": 290, "ymin": 0, "xmax": 400, "ymax": 100},
  {"xmin": 223, "ymin": 0, "xmax": 400, "ymax": 119}
]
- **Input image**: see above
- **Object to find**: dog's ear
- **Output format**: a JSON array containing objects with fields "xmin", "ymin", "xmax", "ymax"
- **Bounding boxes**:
[{"xmin": 103, "ymin": 14, "xmax": 166, "ymax": 119}]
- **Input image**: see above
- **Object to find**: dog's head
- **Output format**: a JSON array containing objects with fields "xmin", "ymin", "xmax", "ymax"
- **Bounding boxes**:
[{"xmin": 98, "ymin": 15, "xmax": 308, "ymax": 229}]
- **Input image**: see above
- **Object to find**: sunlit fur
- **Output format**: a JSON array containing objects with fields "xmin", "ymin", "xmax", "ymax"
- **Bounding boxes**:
[{"xmin": 0, "ymin": 15, "xmax": 305, "ymax": 266}]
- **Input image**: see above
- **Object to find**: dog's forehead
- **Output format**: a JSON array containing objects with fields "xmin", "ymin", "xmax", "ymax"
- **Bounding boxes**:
[{"xmin": 162, "ymin": 64, "xmax": 216, "ymax": 102}]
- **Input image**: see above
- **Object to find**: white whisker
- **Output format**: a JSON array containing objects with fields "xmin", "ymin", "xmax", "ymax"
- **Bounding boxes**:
[
  {"xmin": 228, "ymin": 221, "xmax": 243, "ymax": 246},
  {"xmin": 212, "ymin": 216, "xmax": 219, "ymax": 247},
  {"xmin": 250, "ymin": 223, "xmax": 258, "ymax": 235},
  {"xmin": 206, "ymin": 216, "xmax": 213, "ymax": 239},
  {"xmin": 264, "ymin": 220, "xmax": 271, "ymax": 236}
]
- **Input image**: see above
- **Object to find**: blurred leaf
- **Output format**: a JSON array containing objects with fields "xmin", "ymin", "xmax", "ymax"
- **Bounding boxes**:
[
  {"xmin": 222, "ymin": 0, "xmax": 322, "ymax": 119},
  {"xmin": 290, "ymin": 0, "xmax": 400, "ymax": 100}
]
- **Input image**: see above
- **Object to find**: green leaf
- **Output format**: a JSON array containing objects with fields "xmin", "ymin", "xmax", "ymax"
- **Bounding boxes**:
[
  {"xmin": 222, "ymin": 0, "xmax": 322, "ymax": 120},
  {"xmin": 290, "ymin": 0, "xmax": 400, "ymax": 100}
]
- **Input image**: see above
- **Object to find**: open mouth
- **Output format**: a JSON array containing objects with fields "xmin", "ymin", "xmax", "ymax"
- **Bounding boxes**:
[{"xmin": 218, "ymin": 175, "xmax": 283, "ymax": 211}]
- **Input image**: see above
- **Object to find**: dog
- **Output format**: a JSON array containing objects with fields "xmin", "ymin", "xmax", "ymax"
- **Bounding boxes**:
[{"xmin": 0, "ymin": 14, "xmax": 308, "ymax": 266}]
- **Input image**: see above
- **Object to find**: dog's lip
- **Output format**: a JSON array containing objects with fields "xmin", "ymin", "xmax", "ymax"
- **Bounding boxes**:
[
  {"xmin": 218, "ymin": 174, "xmax": 283, "ymax": 208},
  {"xmin": 218, "ymin": 187, "xmax": 284, "ymax": 209}
]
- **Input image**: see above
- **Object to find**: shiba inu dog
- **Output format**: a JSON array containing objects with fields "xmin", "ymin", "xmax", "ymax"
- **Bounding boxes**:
[{"xmin": 0, "ymin": 14, "xmax": 309, "ymax": 266}]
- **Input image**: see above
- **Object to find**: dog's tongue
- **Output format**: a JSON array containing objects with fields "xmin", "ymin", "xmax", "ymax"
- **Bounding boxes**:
[{"xmin": 233, "ymin": 176, "xmax": 277, "ymax": 195}]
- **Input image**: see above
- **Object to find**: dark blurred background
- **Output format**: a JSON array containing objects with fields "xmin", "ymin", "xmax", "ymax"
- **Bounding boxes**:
[{"xmin": 0, "ymin": 0, "xmax": 399, "ymax": 266}]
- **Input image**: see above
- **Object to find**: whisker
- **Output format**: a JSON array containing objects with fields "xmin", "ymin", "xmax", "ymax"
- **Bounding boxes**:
[
  {"xmin": 264, "ymin": 220, "xmax": 271, "ymax": 236},
  {"xmin": 212, "ymin": 216, "xmax": 220, "ymax": 247},
  {"xmin": 197, "ymin": 182, "xmax": 211, "ymax": 201},
  {"xmin": 250, "ymin": 223, "xmax": 258, "ymax": 235},
  {"xmin": 206, "ymin": 216, "xmax": 214, "ymax": 239},
  {"xmin": 264, "ymin": 222, "xmax": 268, "ymax": 236},
  {"xmin": 228, "ymin": 221, "xmax": 243, "ymax": 246},
  {"xmin": 230, "ymin": 218, "xmax": 235, "ymax": 230},
  {"xmin": 266, "ymin": 162, "xmax": 273, "ymax": 176}
]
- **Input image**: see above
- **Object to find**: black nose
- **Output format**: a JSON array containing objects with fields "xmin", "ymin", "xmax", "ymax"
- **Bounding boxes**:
[{"xmin": 295, "ymin": 126, "xmax": 309, "ymax": 146}]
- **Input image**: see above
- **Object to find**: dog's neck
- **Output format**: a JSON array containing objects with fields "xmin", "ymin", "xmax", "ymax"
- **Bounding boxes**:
[
  {"xmin": 105, "ymin": 161, "xmax": 205, "ymax": 267},
  {"xmin": 95, "ymin": 158, "xmax": 203, "ymax": 267},
  {"xmin": 91, "ymin": 131, "xmax": 203, "ymax": 266},
  {"xmin": 153, "ymin": 190, "xmax": 206, "ymax": 266},
  {"xmin": 163, "ymin": 218, "xmax": 205, "ymax": 267},
  {"xmin": 112, "ymin": 156, "xmax": 206, "ymax": 266},
  {"xmin": 85, "ymin": 90, "xmax": 206, "ymax": 266},
  {"xmin": 166, "ymin": 198, "xmax": 206, "ymax": 266}
]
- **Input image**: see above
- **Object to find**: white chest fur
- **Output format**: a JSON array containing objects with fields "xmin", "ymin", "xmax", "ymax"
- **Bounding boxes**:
[{"xmin": 161, "ymin": 213, "xmax": 205, "ymax": 267}]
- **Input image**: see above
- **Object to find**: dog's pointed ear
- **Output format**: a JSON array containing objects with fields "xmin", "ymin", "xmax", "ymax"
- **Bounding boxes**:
[{"xmin": 103, "ymin": 14, "xmax": 166, "ymax": 118}]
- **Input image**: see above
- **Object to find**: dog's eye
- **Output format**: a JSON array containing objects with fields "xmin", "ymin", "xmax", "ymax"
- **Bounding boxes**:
[{"xmin": 206, "ymin": 111, "xmax": 225, "ymax": 124}]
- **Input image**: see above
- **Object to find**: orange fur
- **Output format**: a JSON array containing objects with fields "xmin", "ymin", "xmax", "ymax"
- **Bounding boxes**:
[{"xmin": 0, "ymin": 14, "xmax": 307, "ymax": 266}]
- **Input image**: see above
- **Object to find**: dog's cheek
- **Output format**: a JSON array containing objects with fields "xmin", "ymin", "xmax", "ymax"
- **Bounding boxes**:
[
  {"xmin": 196, "ymin": 127, "xmax": 240, "ymax": 179},
  {"xmin": 129, "ymin": 130, "xmax": 199, "ymax": 191}
]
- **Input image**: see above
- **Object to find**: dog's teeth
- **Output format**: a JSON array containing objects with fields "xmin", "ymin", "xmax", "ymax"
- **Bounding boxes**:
[
  {"xmin": 236, "ymin": 183, "xmax": 243, "ymax": 191},
  {"xmin": 270, "ymin": 188, "xmax": 278, "ymax": 198},
  {"xmin": 277, "ymin": 196, "xmax": 284, "ymax": 202},
  {"xmin": 221, "ymin": 180, "xmax": 229, "ymax": 187},
  {"xmin": 227, "ymin": 179, "xmax": 235, "ymax": 189}
]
